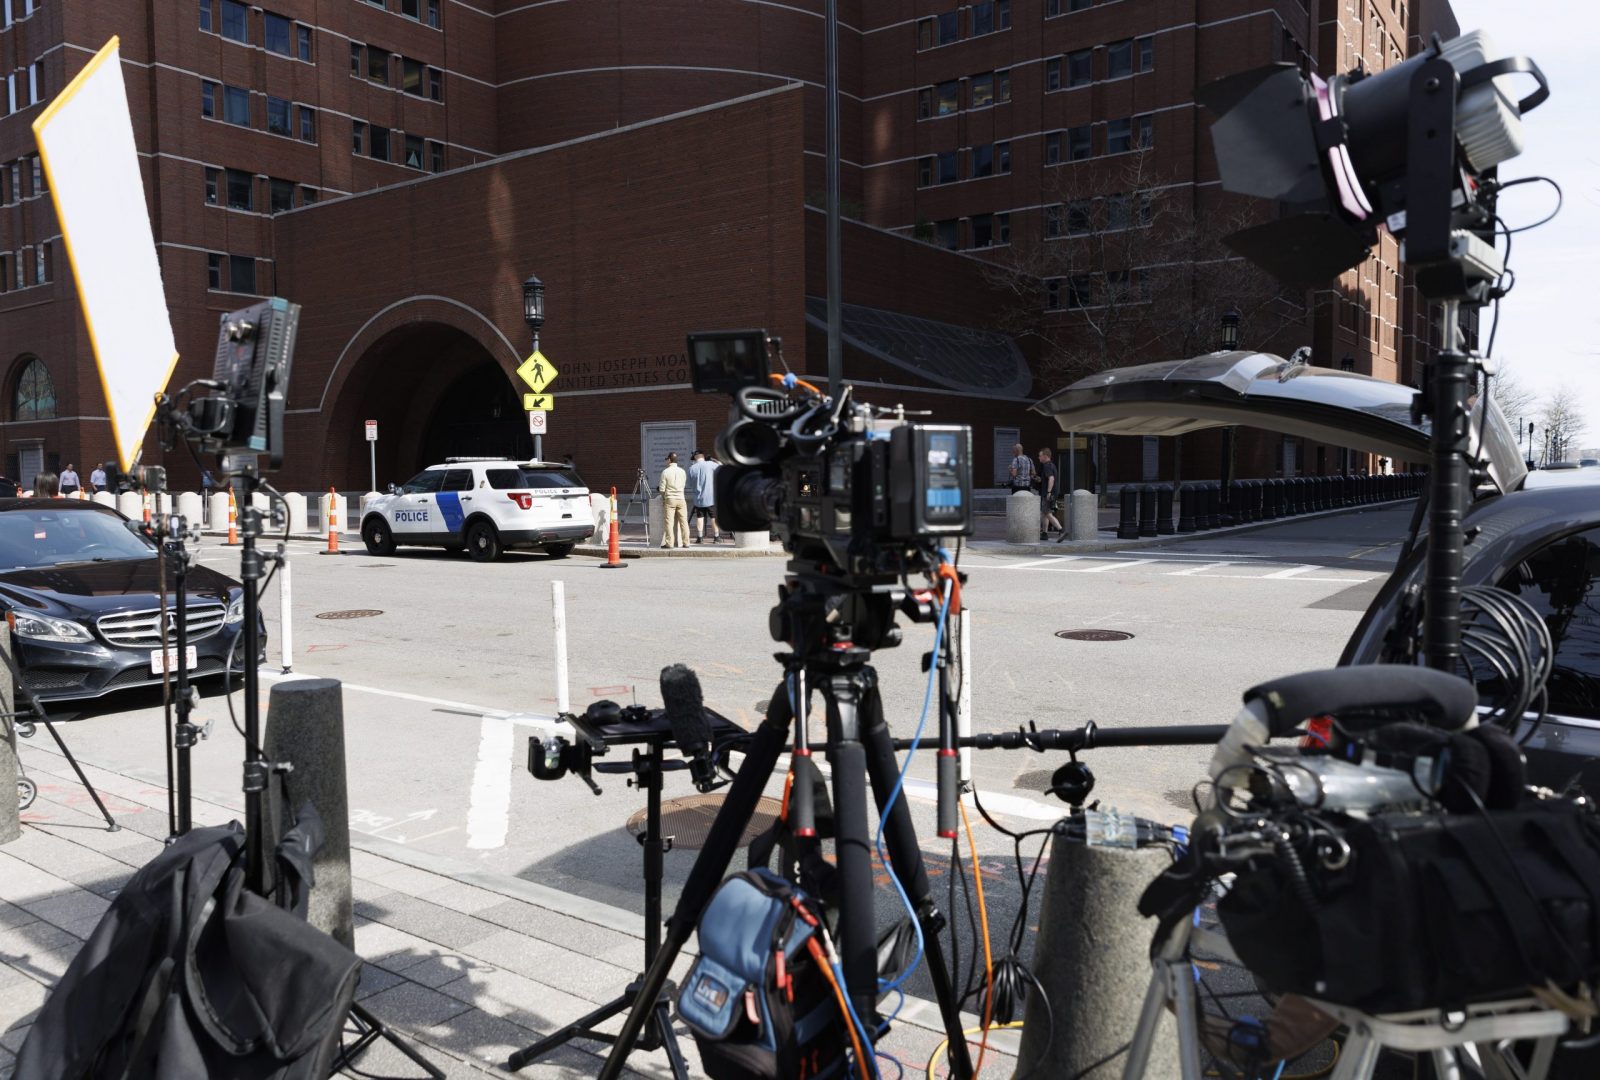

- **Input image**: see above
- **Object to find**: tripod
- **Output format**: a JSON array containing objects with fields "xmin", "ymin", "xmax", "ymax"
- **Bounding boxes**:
[
  {"xmin": 505, "ymin": 737, "xmax": 690, "ymax": 1075},
  {"xmin": 600, "ymin": 570, "xmax": 974, "ymax": 1080},
  {"xmin": 622, "ymin": 468, "xmax": 651, "ymax": 546},
  {"xmin": 152, "ymin": 492, "xmax": 205, "ymax": 840}
]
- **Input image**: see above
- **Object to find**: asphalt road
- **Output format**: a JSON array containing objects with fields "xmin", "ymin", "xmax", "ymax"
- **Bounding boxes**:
[{"xmin": 20, "ymin": 502, "xmax": 1415, "ymax": 1006}]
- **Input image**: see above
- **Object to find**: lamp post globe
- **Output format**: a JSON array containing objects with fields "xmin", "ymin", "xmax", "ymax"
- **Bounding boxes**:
[
  {"xmin": 522, "ymin": 274, "xmax": 545, "ymax": 338},
  {"xmin": 1220, "ymin": 307, "xmax": 1241, "ymax": 351}
]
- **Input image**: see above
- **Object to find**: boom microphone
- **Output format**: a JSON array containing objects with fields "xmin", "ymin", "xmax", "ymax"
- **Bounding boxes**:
[{"xmin": 661, "ymin": 664, "xmax": 717, "ymax": 792}]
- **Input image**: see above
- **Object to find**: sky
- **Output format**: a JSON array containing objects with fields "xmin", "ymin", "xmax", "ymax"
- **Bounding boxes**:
[{"xmin": 1445, "ymin": 0, "xmax": 1600, "ymax": 449}]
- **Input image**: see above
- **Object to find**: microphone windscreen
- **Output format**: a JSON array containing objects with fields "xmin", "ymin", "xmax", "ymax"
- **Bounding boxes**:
[{"xmin": 660, "ymin": 663, "xmax": 711, "ymax": 756}]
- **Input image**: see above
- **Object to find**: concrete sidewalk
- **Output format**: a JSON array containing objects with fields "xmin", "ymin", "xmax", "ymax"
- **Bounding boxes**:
[{"xmin": 1, "ymin": 743, "xmax": 1018, "ymax": 1079}]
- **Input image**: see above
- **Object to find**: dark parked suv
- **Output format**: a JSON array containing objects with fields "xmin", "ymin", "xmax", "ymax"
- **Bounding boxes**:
[{"xmin": 0, "ymin": 499, "xmax": 256, "ymax": 701}]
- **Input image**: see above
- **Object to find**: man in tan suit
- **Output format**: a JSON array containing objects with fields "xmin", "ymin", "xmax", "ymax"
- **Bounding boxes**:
[{"xmin": 658, "ymin": 452, "xmax": 690, "ymax": 548}]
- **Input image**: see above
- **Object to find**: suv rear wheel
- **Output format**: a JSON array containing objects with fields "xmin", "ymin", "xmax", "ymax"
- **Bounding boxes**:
[
  {"xmin": 544, "ymin": 543, "xmax": 574, "ymax": 559},
  {"xmin": 362, "ymin": 517, "xmax": 396, "ymax": 556},
  {"xmin": 466, "ymin": 520, "xmax": 502, "ymax": 562}
]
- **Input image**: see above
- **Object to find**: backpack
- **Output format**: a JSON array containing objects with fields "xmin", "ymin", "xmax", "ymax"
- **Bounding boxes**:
[{"xmin": 677, "ymin": 869, "xmax": 851, "ymax": 1079}]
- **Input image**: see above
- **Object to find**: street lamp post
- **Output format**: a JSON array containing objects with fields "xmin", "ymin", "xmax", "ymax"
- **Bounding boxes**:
[
  {"xmin": 523, "ymin": 274, "xmax": 546, "ymax": 461},
  {"xmin": 1219, "ymin": 309, "xmax": 1240, "ymax": 523}
]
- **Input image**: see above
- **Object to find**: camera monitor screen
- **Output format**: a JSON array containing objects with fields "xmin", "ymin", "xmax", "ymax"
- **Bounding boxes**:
[{"xmin": 687, "ymin": 330, "xmax": 771, "ymax": 394}]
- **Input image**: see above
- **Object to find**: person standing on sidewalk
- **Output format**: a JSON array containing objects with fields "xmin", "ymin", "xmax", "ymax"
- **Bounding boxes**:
[
  {"xmin": 687, "ymin": 450, "xmax": 719, "ymax": 543},
  {"xmin": 89, "ymin": 463, "xmax": 108, "ymax": 493},
  {"xmin": 659, "ymin": 452, "xmax": 690, "ymax": 548},
  {"xmin": 1008, "ymin": 443, "xmax": 1034, "ymax": 493},
  {"xmin": 1038, "ymin": 447, "xmax": 1062, "ymax": 539},
  {"xmin": 59, "ymin": 464, "xmax": 80, "ymax": 497}
]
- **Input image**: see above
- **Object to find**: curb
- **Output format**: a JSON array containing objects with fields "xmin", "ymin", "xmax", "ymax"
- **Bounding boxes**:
[{"xmin": 573, "ymin": 542, "xmax": 785, "ymax": 559}]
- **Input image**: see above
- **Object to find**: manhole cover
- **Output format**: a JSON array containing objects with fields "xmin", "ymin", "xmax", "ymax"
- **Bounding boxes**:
[
  {"xmin": 1055, "ymin": 628, "xmax": 1135, "ymax": 642},
  {"xmin": 627, "ymin": 794, "xmax": 782, "ymax": 851},
  {"xmin": 315, "ymin": 609, "xmax": 383, "ymax": 620}
]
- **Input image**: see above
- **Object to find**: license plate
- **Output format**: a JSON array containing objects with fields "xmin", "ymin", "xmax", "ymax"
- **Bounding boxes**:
[{"xmin": 149, "ymin": 646, "xmax": 198, "ymax": 674}]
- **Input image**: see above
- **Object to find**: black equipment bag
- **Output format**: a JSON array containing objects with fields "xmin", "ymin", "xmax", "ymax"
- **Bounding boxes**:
[
  {"xmin": 15, "ymin": 814, "xmax": 361, "ymax": 1080},
  {"xmin": 677, "ymin": 869, "xmax": 851, "ymax": 1079},
  {"xmin": 1217, "ymin": 798, "xmax": 1600, "ymax": 1014}
]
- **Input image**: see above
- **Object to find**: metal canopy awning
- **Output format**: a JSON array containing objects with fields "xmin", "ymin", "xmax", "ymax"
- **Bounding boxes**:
[{"xmin": 804, "ymin": 297, "xmax": 1032, "ymax": 398}]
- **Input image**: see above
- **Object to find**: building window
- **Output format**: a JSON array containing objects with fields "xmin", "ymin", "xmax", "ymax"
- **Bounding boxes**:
[
  {"xmin": 1135, "ymin": 113, "xmax": 1153, "ymax": 149},
  {"xmin": 428, "ymin": 140, "xmax": 443, "ymax": 172},
  {"xmin": 14, "ymin": 358, "xmax": 55, "ymax": 420},
  {"xmin": 970, "ymin": 213, "xmax": 993, "ymax": 248},
  {"xmin": 10, "ymin": 163, "xmax": 20, "ymax": 203},
  {"xmin": 220, "ymin": 0, "xmax": 247, "ymax": 43},
  {"xmin": 403, "ymin": 57, "xmax": 424, "ymax": 95},
  {"xmin": 1044, "ymin": 206, "xmax": 1064, "ymax": 239},
  {"xmin": 916, "ymin": 17, "xmax": 932, "ymax": 50},
  {"xmin": 995, "ymin": 69, "xmax": 1010, "ymax": 103},
  {"xmin": 34, "ymin": 243, "xmax": 45, "ymax": 285},
  {"xmin": 0, "ymin": 254, "xmax": 8, "ymax": 292},
  {"xmin": 1045, "ymin": 278, "xmax": 1061, "ymax": 310},
  {"xmin": 1104, "ymin": 194, "xmax": 1131, "ymax": 230},
  {"xmin": 1068, "ymin": 125, "xmax": 1092, "ymax": 160},
  {"xmin": 199, "ymin": 0, "xmax": 213, "ymax": 32},
  {"xmin": 427, "ymin": 0, "xmax": 440, "ymax": 27},
  {"xmin": 352, "ymin": 120, "xmax": 365, "ymax": 155},
  {"xmin": 401, "ymin": 0, "xmax": 421, "ymax": 17},
  {"xmin": 350, "ymin": 43, "xmax": 363, "ymax": 76},
  {"xmin": 1071, "ymin": 0, "xmax": 1092, "ymax": 9},
  {"xmin": 370, "ymin": 125, "xmax": 391, "ymax": 162},
  {"xmin": 31, "ymin": 155, "xmax": 43, "ymax": 195},
  {"xmin": 268, "ymin": 177, "xmax": 293, "ymax": 213},
  {"xmin": 297, "ymin": 24, "xmax": 312, "ymax": 61},
  {"xmin": 200, "ymin": 80, "xmax": 217, "ymax": 117},
  {"xmin": 301, "ymin": 185, "xmax": 318, "ymax": 204},
  {"xmin": 996, "ymin": 212, "xmax": 1010, "ymax": 244},
  {"xmin": 429, "ymin": 68, "xmax": 442, "ymax": 101},
  {"xmin": 936, "ymin": 11, "xmax": 959, "ymax": 45},
  {"xmin": 204, "ymin": 166, "xmax": 219, "ymax": 205},
  {"xmin": 208, "ymin": 252, "xmax": 222, "ymax": 289},
  {"xmin": 298, "ymin": 104, "xmax": 316, "ymax": 142},
  {"xmin": 937, "ymin": 150, "xmax": 957, "ymax": 184},
  {"xmin": 1045, "ymin": 58, "xmax": 1062, "ymax": 92},
  {"xmin": 264, "ymin": 12, "xmax": 291, "ymax": 55},
  {"xmin": 229, "ymin": 255, "xmax": 256, "ymax": 295},
  {"xmin": 1046, "ymin": 0, "xmax": 1061, "ymax": 14},
  {"xmin": 225, "ymin": 167, "xmax": 253, "ymax": 210},
  {"xmin": 997, "ymin": 0, "xmax": 1010, "ymax": 28},
  {"xmin": 266, "ymin": 95, "xmax": 290, "ymax": 136},
  {"xmin": 972, "ymin": 144, "xmax": 993, "ymax": 178},
  {"xmin": 970, "ymin": 72, "xmax": 994, "ymax": 109},
  {"xmin": 1106, "ymin": 116, "xmax": 1132, "ymax": 154},
  {"xmin": 1106, "ymin": 39, "xmax": 1133, "ymax": 79},
  {"xmin": 997, "ymin": 140, "xmax": 1011, "ymax": 173},
  {"xmin": 1044, "ymin": 131, "xmax": 1063, "ymax": 166},
  {"xmin": 971, "ymin": 1, "xmax": 994, "ymax": 36},
  {"xmin": 1066, "ymin": 201, "xmax": 1092, "ymax": 235},
  {"xmin": 935, "ymin": 219, "xmax": 958, "ymax": 250},
  {"xmin": 917, "ymin": 157, "xmax": 932, "ymax": 187},
  {"xmin": 29, "ymin": 61, "xmax": 40, "ymax": 105},
  {"xmin": 917, "ymin": 88, "xmax": 931, "ymax": 120},
  {"xmin": 404, "ymin": 133, "xmax": 423, "ymax": 169},
  {"xmin": 1068, "ymin": 275, "xmax": 1095, "ymax": 309},
  {"xmin": 1137, "ymin": 35, "xmax": 1154, "ymax": 72},
  {"xmin": 223, "ymin": 84, "xmax": 249, "ymax": 126},
  {"xmin": 5, "ymin": 73, "xmax": 14, "ymax": 115},
  {"xmin": 1068, "ymin": 49, "xmax": 1093, "ymax": 87},
  {"xmin": 368, "ymin": 48, "xmax": 390, "ymax": 85},
  {"xmin": 936, "ymin": 81, "xmax": 957, "ymax": 116}
]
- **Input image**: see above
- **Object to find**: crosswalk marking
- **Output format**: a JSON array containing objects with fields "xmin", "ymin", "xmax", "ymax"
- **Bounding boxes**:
[{"xmin": 973, "ymin": 555, "xmax": 1377, "ymax": 584}]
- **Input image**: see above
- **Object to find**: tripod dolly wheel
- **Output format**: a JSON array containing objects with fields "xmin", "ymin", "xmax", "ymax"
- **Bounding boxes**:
[
  {"xmin": 18, "ymin": 776, "xmax": 36, "ymax": 811},
  {"xmin": 17, "ymin": 720, "xmax": 35, "ymax": 739}
]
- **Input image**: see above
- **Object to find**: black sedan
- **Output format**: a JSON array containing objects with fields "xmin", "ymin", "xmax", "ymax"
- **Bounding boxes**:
[{"xmin": 0, "ymin": 499, "xmax": 256, "ymax": 702}]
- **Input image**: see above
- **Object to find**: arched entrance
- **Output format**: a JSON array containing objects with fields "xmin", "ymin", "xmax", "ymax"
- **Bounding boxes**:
[{"xmin": 326, "ymin": 321, "xmax": 529, "ymax": 488}]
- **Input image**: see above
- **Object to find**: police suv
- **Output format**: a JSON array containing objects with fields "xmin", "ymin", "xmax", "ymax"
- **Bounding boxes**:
[{"xmin": 361, "ymin": 459, "xmax": 596, "ymax": 561}]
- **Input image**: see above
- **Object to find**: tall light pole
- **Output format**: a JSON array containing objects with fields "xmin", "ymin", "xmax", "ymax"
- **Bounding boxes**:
[
  {"xmin": 522, "ymin": 273, "xmax": 545, "ymax": 461},
  {"xmin": 824, "ymin": 0, "xmax": 842, "ymax": 398},
  {"xmin": 1219, "ymin": 308, "xmax": 1240, "ymax": 521}
]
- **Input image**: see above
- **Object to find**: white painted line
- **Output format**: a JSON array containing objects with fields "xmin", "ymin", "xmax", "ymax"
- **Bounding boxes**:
[
  {"xmin": 989, "ymin": 556, "xmax": 1083, "ymax": 570},
  {"xmin": 1167, "ymin": 562, "xmax": 1233, "ymax": 575},
  {"xmin": 1263, "ymin": 565, "xmax": 1316, "ymax": 579},
  {"xmin": 1116, "ymin": 550, "xmax": 1272, "ymax": 558},
  {"xmin": 1075, "ymin": 559, "xmax": 1143, "ymax": 572},
  {"xmin": 466, "ymin": 714, "xmax": 515, "ymax": 850}
]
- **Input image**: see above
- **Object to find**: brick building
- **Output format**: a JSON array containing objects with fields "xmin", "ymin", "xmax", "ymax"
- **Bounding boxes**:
[{"xmin": 0, "ymin": 0, "xmax": 1456, "ymax": 496}]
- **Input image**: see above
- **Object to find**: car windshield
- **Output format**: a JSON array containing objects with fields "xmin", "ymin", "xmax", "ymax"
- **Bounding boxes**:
[
  {"xmin": 0, "ymin": 509, "xmax": 154, "ymax": 570},
  {"xmin": 485, "ymin": 468, "xmax": 583, "ymax": 490}
]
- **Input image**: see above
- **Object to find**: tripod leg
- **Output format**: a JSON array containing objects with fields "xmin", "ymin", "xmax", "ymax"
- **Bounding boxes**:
[
  {"xmin": 859, "ymin": 682, "xmax": 970, "ymax": 1079},
  {"xmin": 654, "ymin": 998, "xmax": 691, "ymax": 1080},
  {"xmin": 598, "ymin": 689, "xmax": 794, "ymax": 1080},
  {"xmin": 43, "ymin": 723, "xmax": 118, "ymax": 831},
  {"xmin": 824, "ymin": 672, "xmax": 881, "ymax": 1033}
]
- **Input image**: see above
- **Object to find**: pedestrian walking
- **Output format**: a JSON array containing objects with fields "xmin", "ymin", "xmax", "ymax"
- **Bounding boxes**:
[
  {"xmin": 89, "ymin": 463, "xmax": 108, "ymax": 493},
  {"xmin": 1008, "ymin": 442, "xmax": 1035, "ymax": 493},
  {"xmin": 658, "ymin": 452, "xmax": 690, "ymax": 548},
  {"xmin": 59, "ymin": 463, "xmax": 81, "ymax": 497},
  {"xmin": 1038, "ymin": 448, "xmax": 1062, "ymax": 539},
  {"xmin": 687, "ymin": 450, "xmax": 719, "ymax": 543}
]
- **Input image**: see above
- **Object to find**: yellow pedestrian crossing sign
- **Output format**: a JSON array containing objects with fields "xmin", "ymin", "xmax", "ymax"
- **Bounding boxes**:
[
  {"xmin": 523, "ymin": 393, "xmax": 554, "ymax": 412},
  {"xmin": 517, "ymin": 350, "xmax": 558, "ymax": 394}
]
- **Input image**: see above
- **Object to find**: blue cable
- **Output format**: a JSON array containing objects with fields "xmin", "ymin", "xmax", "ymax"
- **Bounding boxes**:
[
  {"xmin": 1271, "ymin": 1062, "xmax": 1286, "ymax": 1080},
  {"xmin": 829, "ymin": 956, "xmax": 882, "ymax": 1080}
]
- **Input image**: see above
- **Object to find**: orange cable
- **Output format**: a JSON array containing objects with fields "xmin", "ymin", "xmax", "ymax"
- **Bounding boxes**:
[
  {"xmin": 769, "ymin": 371, "xmax": 824, "ymax": 396},
  {"xmin": 960, "ymin": 799, "xmax": 995, "ymax": 1077},
  {"xmin": 807, "ymin": 936, "xmax": 870, "ymax": 1078}
]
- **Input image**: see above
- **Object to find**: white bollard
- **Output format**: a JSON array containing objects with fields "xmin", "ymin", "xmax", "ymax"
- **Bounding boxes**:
[
  {"xmin": 1070, "ymin": 489, "xmax": 1097, "ymax": 542},
  {"xmin": 92, "ymin": 491, "xmax": 116, "ymax": 508},
  {"xmin": 552, "ymin": 581, "xmax": 569, "ymax": 715},
  {"xmin": 284, "ymin": 492, "xmax": 308, "ymax": 536},
  {"xmin": 733, "ymin": 531, "xmax": 768, "ymax": 549},
  {"xmin": 279, "ymin": 555, "xmax": 293, "ymax": 674},
  {"xmin": 177, "ymin": 492, "xmax": 203, "ymax": 529},
  {"xmin": 116, "ymin": 491, "xmax": 142, "ymax": 519},
  {"xmin": 208, "ymin": 492, "xmax": 231, "ymax": 534},
  {"xmin": 1006, "ymin": 490, "xmax": 1041, "ymax": 543}
]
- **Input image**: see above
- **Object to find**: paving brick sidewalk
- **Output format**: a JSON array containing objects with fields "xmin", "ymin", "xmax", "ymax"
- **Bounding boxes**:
[{"xmin": 3, "ymin": 745, "xmax": 1017, "ymax": 1078}]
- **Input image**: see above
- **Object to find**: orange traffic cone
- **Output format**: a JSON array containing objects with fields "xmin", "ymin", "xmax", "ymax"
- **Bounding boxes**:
[
  {"xmin": 599, "ymin": 487, "xmax": 626, "ymax": 570},
  {"xmin": 322, "ymin": 487, "xmax": 341, "ymax": 555},
  {"xmin": 226, "ymin": 489, "xmax": 239, "ymax": 545},
  {"xmin": 142, "ymin": 493, "xmax": 152, "ymax": 523}
]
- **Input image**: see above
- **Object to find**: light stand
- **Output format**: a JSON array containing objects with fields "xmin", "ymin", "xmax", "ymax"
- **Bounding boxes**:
[{"xmin": 231, "ymin": 469, "xmax": 270, "ymax": 894}]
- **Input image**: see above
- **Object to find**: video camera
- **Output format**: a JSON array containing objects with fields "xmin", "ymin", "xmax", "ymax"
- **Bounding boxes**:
[{"xmin": 687, "ymin": 330, "xmax": 974, "ymax": 577}]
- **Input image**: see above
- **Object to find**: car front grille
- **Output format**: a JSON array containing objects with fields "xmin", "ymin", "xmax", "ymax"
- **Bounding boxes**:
[
  {"xmin": 105, "ymin": 658, "xmax": 227, "ymax": 690},
  {"xmin": 21, "ymin": 668, "xmax": 91, "ymax": 691},
  {"xmin": 97, "ymin": 602, "xmax": 228, "ymax": 648}
]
